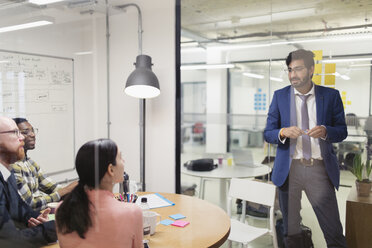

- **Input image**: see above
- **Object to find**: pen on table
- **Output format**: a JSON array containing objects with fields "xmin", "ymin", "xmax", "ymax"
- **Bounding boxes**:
[
  {"xmin": 119, "ymin": 194, "xmax": 124, "ymax": 202},
  {"xmin": 127, "ymin": 193, "xmax": 130, "ymax": 202},
  {"xmin": 133, "ymin": 194, "xmax": 138, "ymax": 203}
]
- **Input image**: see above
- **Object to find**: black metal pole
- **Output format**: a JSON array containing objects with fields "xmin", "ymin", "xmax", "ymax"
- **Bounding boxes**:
[{"xmin": 140, "ymin": 98, "xmax": 146, "ymax": 191}]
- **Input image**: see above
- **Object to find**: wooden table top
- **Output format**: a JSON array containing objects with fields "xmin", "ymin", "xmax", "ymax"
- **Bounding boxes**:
[
  {"xmin": 43, "ymin": 192, "xmax": 230, "ymax": 248},
  {"xmin": 141, "ymin": 192, "xmax": 230, "ymax": 248}
]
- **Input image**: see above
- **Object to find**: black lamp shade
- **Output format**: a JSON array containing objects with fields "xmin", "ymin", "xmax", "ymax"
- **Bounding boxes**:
[{"xmin": 124, "ymin": 54, "xmax": 160, "ymax": 99}]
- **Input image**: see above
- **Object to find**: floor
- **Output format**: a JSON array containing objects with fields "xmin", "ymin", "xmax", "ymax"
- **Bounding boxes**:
[{"xmin": 181, "ymin": 143, "xmax": 354, "ymax": 248}]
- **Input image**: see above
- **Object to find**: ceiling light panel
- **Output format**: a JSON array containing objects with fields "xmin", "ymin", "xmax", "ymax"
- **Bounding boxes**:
[
  {"xmin": 322, "ymin": 58, "xmax": 372, "ymax": 63},
  {"xmin": 29, "ymin": 0, "xmax": 65, "ymax": 5},
  {"xmin": 243, "ymin": 72, "xmax": 264, "ymax": 79},
  {"xmin": 181, "ymin": 63, "xmax": 235, "ymax": 70},
  {"xmin": 0, "ymin": 20, "xmax": 53, "ymax": 33}
]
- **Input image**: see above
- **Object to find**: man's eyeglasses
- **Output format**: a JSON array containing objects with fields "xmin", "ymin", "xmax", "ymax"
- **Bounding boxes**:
[
  {"xmin": 0, "ymin": 129, "xmax": 21, "ymax": 137},
  {"xmin": 20, "ymin": 128, "xmax": 38, "ymax": 136},
  {"xmin": 284, "ymin": 66, "xmax": 306, "ymax": 73}
]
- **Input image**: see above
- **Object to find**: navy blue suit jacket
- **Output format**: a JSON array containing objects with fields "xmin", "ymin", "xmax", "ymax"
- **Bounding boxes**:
[
  {"xmin": 264, "ymin": 85, "xmax": 347, "ymax": 189},
  {"xmin": 0, "ymin": 170, "xmax": 57, "ymax": 247}
]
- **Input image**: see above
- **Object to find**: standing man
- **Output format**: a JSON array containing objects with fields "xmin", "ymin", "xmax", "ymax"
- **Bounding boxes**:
[
  {"xmin": 0, "ymin": 116, "xmax": 57, "ymax": 247},
  {"xmin": 11, "ymin": 118, "xmax": 77, "ymax": 211},
  {"xmin": 264, "ymin": 49, "xmax": 347, "ymax": 247}
]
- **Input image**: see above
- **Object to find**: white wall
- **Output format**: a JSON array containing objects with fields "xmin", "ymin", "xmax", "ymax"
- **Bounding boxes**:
[
  {"xmin": 108, "ymin": 0, "xmax": 175, "ymax": 192},
  {"xmin": 181, "ymin": 70, "xmax": 206, "ymax": 83}
]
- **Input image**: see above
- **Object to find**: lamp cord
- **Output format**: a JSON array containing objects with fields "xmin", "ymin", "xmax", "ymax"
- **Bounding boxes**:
[{"xmin": 116, "ymin": 3, "xmax": 143, "ymax": 55}]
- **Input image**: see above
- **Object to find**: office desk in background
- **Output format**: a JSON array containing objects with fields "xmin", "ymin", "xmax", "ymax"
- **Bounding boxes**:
[
  {"xmin": 182, "ymin": 163, "xmax": 271, "ymax": 208},
  {"xmin": 339, "ymin": 127, "xmax": 367, "ymax": 154},
  {"xmin": 43, "ymin": 192, "xmax": 230, "ymax": 248}
]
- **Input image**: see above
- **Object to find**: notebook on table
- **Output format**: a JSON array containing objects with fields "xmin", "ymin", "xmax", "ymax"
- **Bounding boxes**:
[{"xmin": 136, "ymin": 193, "xmax": 175, "ymax": 209}]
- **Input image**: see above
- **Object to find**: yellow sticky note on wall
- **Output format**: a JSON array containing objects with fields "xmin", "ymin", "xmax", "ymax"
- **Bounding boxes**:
[
  {"xmin": 313, "ymin": 75, "xmax": 321, "ymax": 85},
  {"xmin": 324, "ymin": 75, "xmax": 335, "ymax": 85},
  {"xmin": 325, "ymin": 63, "xmax": 336, "ymax": 74},
  {"xmin": 314, "ymin": 64, "xmax": 322, "ymax": 74},
  {"xmin": 313, "ymin": 50, "xmax": 323, "ymax": 61}
]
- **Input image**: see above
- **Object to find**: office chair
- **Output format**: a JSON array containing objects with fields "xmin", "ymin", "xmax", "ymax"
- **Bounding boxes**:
[
  {"xmin": 191, "ymin": 122, "xmax": 205, "ymax": 144},
  {"xmin": 227, "ymin": 178, "xmax": 278, "ymax": 248},
  {"xmin": 345, "ymin": 113, "xmax": 359, "ymax": 128}
]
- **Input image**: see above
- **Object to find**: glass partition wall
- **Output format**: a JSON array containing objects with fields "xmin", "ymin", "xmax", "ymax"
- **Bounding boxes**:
[
  {"xmin": 0, "ymin": 1, "xmax": 108, "ymax": 179},
  {"xmin": 180, "ymin": 1, "xmax": 372, "ymax": 246}
]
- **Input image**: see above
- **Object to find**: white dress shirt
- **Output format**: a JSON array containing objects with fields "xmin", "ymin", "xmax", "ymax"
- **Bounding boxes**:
[
  {"xmin": 279, "ymin": 84, "xmax": 323, "ymax": 160},
  {"xmin": 293, "ymin": 85, "xmax": 322, "ymax": 159},
  {"xmin": 0, "ymin": 163, "xmax": 11, "ymax": 181}
]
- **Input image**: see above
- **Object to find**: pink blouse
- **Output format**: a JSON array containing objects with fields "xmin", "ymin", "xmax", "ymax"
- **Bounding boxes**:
[{"xmin": 57, "ymin": 189, "xmax": 143, "ymax": 248}]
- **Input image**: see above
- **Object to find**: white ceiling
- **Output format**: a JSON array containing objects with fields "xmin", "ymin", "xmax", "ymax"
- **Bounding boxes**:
[
  {"xmin": 181, "ymin": 0, "xmax": 372, "ymax": 45},
  {"xmin": 0, "ymin": 0, "xmax": 130, "ymax": 26},
  {"xmin": 1, "ymin": 0, "xmax": 371, "ymax": 47}
]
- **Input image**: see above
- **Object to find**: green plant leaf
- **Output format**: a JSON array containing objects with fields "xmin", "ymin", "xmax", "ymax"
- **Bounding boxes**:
[
  {"xmin": 366, "ymin": 159, "xmax": 372, "ymax": 178},
  {"xmin": 352, "ymin": 154, "xmax": 363, "ymax": 181}
]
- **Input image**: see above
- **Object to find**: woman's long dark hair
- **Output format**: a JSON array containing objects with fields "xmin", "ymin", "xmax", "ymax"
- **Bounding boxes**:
[{"xmin": 56, "ymin": 138, "xmax": 118, "ymax": 238}]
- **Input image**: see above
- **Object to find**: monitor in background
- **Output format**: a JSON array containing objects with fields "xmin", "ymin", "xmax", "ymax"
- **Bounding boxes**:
[{"xmin": 232, "ymin": 149, "xmax": 259, "ymax": 167}]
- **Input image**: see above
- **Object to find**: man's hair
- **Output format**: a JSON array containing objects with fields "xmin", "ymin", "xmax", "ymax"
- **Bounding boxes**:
[
  {"xmin": 285, "ymin": 49, "xmax": 315, "ymax": 69},
  {"xmin": 13, "ymin": 118, "xmax": 28, "ymax": 125}
]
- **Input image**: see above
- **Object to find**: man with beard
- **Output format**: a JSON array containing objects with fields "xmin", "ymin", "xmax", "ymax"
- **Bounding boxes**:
[
  {"xmin": 11, "ymin": 118, "xmax": 77, "ymax": 211},
  {"xmin": 0, "ymin": 116, "xmax": 57, "ymax": 247},
  {"xmin": 264, "ymin": 49, "xmax": 347, "ymax": 247}
]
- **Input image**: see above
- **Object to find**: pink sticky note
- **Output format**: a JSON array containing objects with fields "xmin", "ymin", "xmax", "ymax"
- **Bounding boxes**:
[{"xmin": 171, "ymin": 220, "xmax": 190, "ymax": 227}]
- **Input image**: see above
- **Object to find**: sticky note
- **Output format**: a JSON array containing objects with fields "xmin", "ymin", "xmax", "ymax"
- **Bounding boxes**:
[
  {"xmin": 312, "ymin": 75, "xmax": 321, "ymax": 85},
  {"xmin": 325, "ymin": 63, "xmax": 336, "ymax": 74},
  {"xmin": 169, "ymin": 214, "xmax": 186, "ymax": 220},
  {"xmin": 171, "ymin": 220, "xmax": 190, "ymax": 227},
  {"xmin": 312, "ymin": 50, "xmax": 323, "ymax": 61},
  {"xmin": 160, "ymin": 219, "xmax": 174, "ymax": 226},
  {"xmin": 324, "ymin": 75, "xmax": 335, "ymax": 85},
  {"xmin": 48, "ymin": 214, "xmax": 55, "ymax": 221},
  {"xmin": 314, "ymin": 64, "xmax": 322, "ymax": 74}
]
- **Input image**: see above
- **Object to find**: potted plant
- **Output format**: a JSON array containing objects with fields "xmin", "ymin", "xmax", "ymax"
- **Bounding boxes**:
[{"xmin": 352, "ymin": 154, "xmax": 372, "ymax": 197}]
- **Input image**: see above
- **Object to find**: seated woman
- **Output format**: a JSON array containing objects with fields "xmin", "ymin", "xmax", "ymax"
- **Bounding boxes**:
[{"xmin": 55, "ymin": 139, "xmax": 143, "ymax": 248}]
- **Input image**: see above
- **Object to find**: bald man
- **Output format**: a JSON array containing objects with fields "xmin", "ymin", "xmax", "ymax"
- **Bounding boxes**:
[{"xmin": 0, "ymin": 117, "xmax": 57, "ymax": 248}]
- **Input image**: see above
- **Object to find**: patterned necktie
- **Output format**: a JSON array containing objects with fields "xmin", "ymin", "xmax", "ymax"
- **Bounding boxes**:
[{"xmin": 299, "ymin": 94, "xmax": 311, "ymax": 160}]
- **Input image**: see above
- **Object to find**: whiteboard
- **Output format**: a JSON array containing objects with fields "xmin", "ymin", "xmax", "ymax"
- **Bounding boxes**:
[{"xmin": 0, "ymin": 49, "xmax": 74, "ymax": 174}]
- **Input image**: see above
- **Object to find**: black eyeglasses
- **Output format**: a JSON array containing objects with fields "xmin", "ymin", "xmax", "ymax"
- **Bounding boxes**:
[
  {"xmin": 0, "ymin": 129, "xmax": 21, "ymax": 137},
  {"xmin": 20, "ymin": 128, "xmax": 38, "ymax": 136},
  {"xmin": 284, "ymin": 66, "xmax": 306, "ymax": 73}
]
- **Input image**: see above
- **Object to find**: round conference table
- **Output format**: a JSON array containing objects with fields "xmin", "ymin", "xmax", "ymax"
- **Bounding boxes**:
[
  {"xmin": 182, "ymin": 163, "xmax": 271, "ymax": 209},
  {"xmin": 43, "ymin": 192, "xmax": 230, "ymax": 248}
]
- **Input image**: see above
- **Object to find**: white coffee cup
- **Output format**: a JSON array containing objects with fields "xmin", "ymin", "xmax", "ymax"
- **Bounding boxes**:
[
  {"xmin": 143, "ymin": 211, "xmax": 161, "ymax": 235},
  {"xmin": 47, "ymin": 202, "xmax": 59, "ymax": 214},
  {"xmin": 129, "ymin": 180, "xmax": 138, "ymax": 193}
]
